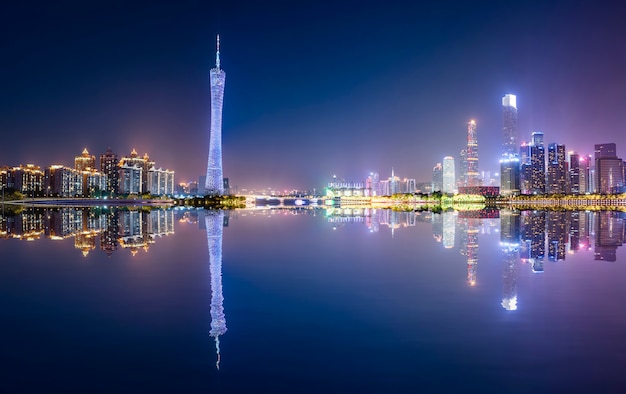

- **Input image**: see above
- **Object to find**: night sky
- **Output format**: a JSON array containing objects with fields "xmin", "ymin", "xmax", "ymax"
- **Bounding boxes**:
[{"xmin": 2, "ymin": 1, "xmax": 625, "ymax": 191}]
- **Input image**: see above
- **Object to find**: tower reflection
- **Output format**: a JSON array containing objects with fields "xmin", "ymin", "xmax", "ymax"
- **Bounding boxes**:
[{"xmin": 206, "ymin": 210, "xmax": 227, "ymax": 370}]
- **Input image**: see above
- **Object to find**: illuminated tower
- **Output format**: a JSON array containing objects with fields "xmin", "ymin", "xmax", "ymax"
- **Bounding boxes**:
[
  {"xmin": 206, "ymin": 211, "xmax": 227, "ymax": 369},
  {"xmin": 502, "ymin": 94, "xmax": 518, "ymax": 155},
  {"xmin": 466, "ymin": 120, "xmax": 480, "ymax": 186},
  {"xmin": 205, "ymin": 35, "xmax": 226, "ymax": 195}
]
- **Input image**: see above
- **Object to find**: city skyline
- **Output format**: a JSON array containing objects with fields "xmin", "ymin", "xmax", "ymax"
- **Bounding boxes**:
[{"xmin": 1, "ymin": 1, "xmax": 625, "ymax": 190}]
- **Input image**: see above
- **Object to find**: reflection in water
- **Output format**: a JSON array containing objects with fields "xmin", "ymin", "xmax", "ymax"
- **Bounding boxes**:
[
  {"xmin": 500, "ymin": 211, "xmax": 520, "ymax": 311},
  {"xmin": 442, "ymin": 211, "xmax": 457, "ymax": 249},
  {"xmin": 206, "ymin": 210, "xmax": 227, "ymax": 370},
  {"xmin": 595, "ymin": 211, "xmax": 625, "ymax": 261},
  {"xmin": 0, "ymin": 208, "xmax": 174, "ymax": 256},
  {"xmin": 323, "ymin": 207, "xmax": 626, "ymax": 311}
]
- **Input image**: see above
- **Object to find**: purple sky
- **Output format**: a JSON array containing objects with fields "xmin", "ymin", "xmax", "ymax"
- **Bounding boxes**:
[{"xmin": 1, "ymin": 1, "xmax": 625, "ymax": 190}]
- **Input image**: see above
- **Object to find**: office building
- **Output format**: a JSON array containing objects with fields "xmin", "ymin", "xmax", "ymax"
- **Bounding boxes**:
[
  {"xmin": 594, "ymin": 143, "xmax": 624, "ymax": 194},
  {"xmin": 443, "ymin": 156, "xmax": 456, "ymax": 194},
  {"xmin": 547, "ymin": 143, "xmax": 568, "ymax": 194}
]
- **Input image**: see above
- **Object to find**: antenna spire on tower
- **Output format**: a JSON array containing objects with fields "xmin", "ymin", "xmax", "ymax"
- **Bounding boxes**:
[{"xmin": 216, "ymin": 34, "xmax": 221, "ymax": 70}]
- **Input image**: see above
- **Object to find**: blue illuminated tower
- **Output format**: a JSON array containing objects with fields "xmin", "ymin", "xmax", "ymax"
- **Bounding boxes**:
[
  {"xmin": 206, "ymin": 211, "xmax": 227, "ymax": 369},
  {"xmin": 205, "ymin": 35, "xmax": 226, "ymax": 195}
]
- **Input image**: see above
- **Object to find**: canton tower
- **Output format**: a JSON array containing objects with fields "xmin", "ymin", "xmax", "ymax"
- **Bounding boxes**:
[
  {"xmin": 206, "ymin": 211, "xmax": 227, "ymax": 369},
  {"xmin": 205, "ymin": 35, "xmax": 226, "ymax": 195}
]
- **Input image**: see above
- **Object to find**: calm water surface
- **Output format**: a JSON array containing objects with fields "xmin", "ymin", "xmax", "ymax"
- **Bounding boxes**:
[{"xmin": 1, "ymin": 207, "xmax": 625, "ymax": 393}]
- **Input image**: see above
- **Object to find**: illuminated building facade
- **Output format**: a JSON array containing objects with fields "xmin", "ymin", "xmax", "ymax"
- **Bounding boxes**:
[
  {"xmin": 206, "ymin": 35, "xmax": 226, "ymax": 195},
  {"xmin": 500, "ymin": 156, "xmax": 520, "ymax": 195},
  {"xmin": 547, "ymin": 143, "xmax": 568, "ymax": 194},
  {"xmin": 500, "ymin": 94, "xmax": 520, "ymax": 195},
  {"xmin": 465, "ymin": 120, "xmax": 480, "ymax": 186},
  {"xmin": 75, "ymin": 148, "xmax": 96, "ymax": 172},
  {"xmin": 594, "ymin": 143, "xmax": 624, "ymax": 194},
  {"xmin": 6, "ymin": 164, "xmax": 44, "ymax": 195},
  {"xmin": 147, "ymin": 167, "xmax": 175, "ymax": 196},
  {"xmin": 118, "ymin": 164, "xmax": 142, "ymax": 195},
  {"xmin": 569, "ymin": 152, "xmax": 580, "ymax": 194},
  {"xmin": 502, "ymin": 94, "xmax": 518, "ymax": 155},
  {"xmin": 432, "ymin": 163, "xmax": 443, "ymax": 193},
  {"xmin": 442, "ymin": 156, "xmax": 456, "ymax": 194},
  {"xmin": 100, "ymin": 148, "xmax": 119, "ymax": 195},
  {"xmin": 45, "ymin": 165, "xmax": 82, "ymax": 197},
  {"xmin": 529, "ymin": 132, "xmax": 546, "ymax": 194}
]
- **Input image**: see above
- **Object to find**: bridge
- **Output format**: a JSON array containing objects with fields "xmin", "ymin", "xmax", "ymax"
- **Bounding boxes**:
[{"xmin": 242, "ymin": 195, "xmax": 328, "ymax": 207}]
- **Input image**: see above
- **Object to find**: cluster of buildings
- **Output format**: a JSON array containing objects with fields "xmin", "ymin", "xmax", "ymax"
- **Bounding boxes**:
[
  {"xmin": 432, "ymin": 94, "xmax": 625, "ymax": 196},
  {"xmin": 0, "ymin": 148, "xmax": 175, "ymax": 198}
]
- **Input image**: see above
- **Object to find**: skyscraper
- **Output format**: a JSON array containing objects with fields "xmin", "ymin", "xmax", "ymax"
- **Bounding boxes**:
[
  {"xmin": 442, "ymin": 156, "xmax": 456, "ymax": 194},
  {"xmin": 530, "ymin": 132, "xmax": 546, "ymax": 194},
  {"xmin": 500, "ymin": 94, "xmax": 520, "ymax": 195},
  {"xmin": 465, "ymin": 120, "xmax": 480, "ymax": 186},
  {"xmin": 502, "ymin": 94, "xmax": 518, "ymax": 156},
  {"xmin": 205, "ymin": 35, "xmax": 226, "ymax": 195},
  {"xmin": 432, "ymin": 163, "xmax": 443, "ymax": 193},
  {"xmin": 569, "ymin": 152, "xmax": 580, "ymax": 194},
  {"xmin": 594, "ymin": 143, "xmax": 624, "ymax": 194},
  {"xmin": 546, "ymin": 143, "xmax": 568, "ymax": 194},
  {"xmin": 100, "ymin": 147, "xmax": 119, "ymax": 196}
]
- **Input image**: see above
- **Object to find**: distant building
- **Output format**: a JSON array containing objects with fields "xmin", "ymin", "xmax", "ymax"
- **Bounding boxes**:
[
  {"xmin": 500, "ymin": 156, "xmax": 520, "ymax": 195},
  {"xmin": 118, "ymin": 163, "xmax": 142, "ymax": 195},
  {"xmin": 500, "ymin": 94, "xmax": 520, "ymax": 195},
  {"xmin": 75, "ymin": 148, "xmax": 96, "ymax": 172},
  {"xmin": 432, "ymin": 163, "xmax": 443, "ymax": 193},
  {"xmin": 100, "ymin": 148, "xmax": 119, "ymax": 195},
  {"xmin": 569, "ymin": 152, "xmax": 580, "ymax": 194},
  {"xmin": 594, "ymin": 143, "xmax": 624, "ymax": 194},
  {"xmin": 443, "ymin": 156, "xmax": 456, "ymax": 194},
  {"xmin": 6, "ymin": 164, "xmax": 44, "ymax": 195},
  {"xmin": 546, "ymin": 143, "xmax": 568, "ymax": 194},
  {"xmin": 465, "ymin": 120, "xmax": 480, "ymax": 186},
  {"xmin": 147, "ymin": 167, "xmax": 175, "ymax": 195},
  {"xmin": 502, "ymin": 94, "xmax": 518, "ymax": 156},
  {"xmin": 45, "ymin": 165, "xmax": 82, "ymax": 197}
]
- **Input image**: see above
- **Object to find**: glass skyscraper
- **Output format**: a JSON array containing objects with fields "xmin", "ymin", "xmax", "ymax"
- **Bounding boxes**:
[
  {"xmin": 500, "ymin": 94, "xmax": 520, "ymax": 195},
  {"xmin": 443, "ymin": 156, "xmax": 456, "ymax": 194}
]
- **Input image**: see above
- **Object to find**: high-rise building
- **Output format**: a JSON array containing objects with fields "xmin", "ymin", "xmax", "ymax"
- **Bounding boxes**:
[
  {"xmin": 547, "ymin": 143, "xmax": 568, "ymax": 194},
  {"xmin": 118, "ymin": 163, "xmax": 142, "ymax": 194},
  {"xmin": 500, "ymin": 94, "xmax": 519, "ymax": 195},
  {"xmin": 432, "ymin": 163, "xmax": 443, "ymax": 193},
  {"xmin": 500, "ymin": 156, "xmax": 520, "ymax": 195},
  {"xmin": 442, "ymin": 156, "xmax": 456, "ymax": 194},
  {"xmin": 502, "ymin": 94, "xmax": 518, "ymax": 156},
  {"xmin": 579, "ymin": 154, "xmax": 591, "ymax": 194},
  {"xmin": 100, "ymin": 148, "xmax": 119, "ymax": 196},
  {"xmin": 529, "ymin": 132, "xmax": 546, "ymax": 194},
  {"xmin": 569, "ymin": 152, "xmax": 580, "ymax": 194},
  {"xmin": 519, "ymin": 142, "xmax": 532, "ymax": 194},
  {"xmin": 594, "ymin": 143, "xmax": 624, "ymax": 194},
  {"xmin": 465, "ymin": 120, "xmax": 480, "ymax": 186},
  {"xmin": 205, "ymin": 35, "xmax": 226, "ymax": 195},
  {"xmin": 75, "ymin": 148, "xmax": 95, "ymax": 172},
  {"xmin": 459, "ymin": 149, "xmax": 467, "ymax": 188}
]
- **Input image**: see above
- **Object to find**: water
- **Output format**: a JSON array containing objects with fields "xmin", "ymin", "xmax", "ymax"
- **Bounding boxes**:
[{"xmin": 1, "ymin": 207, "xmax": 625, "ymax": 393}]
